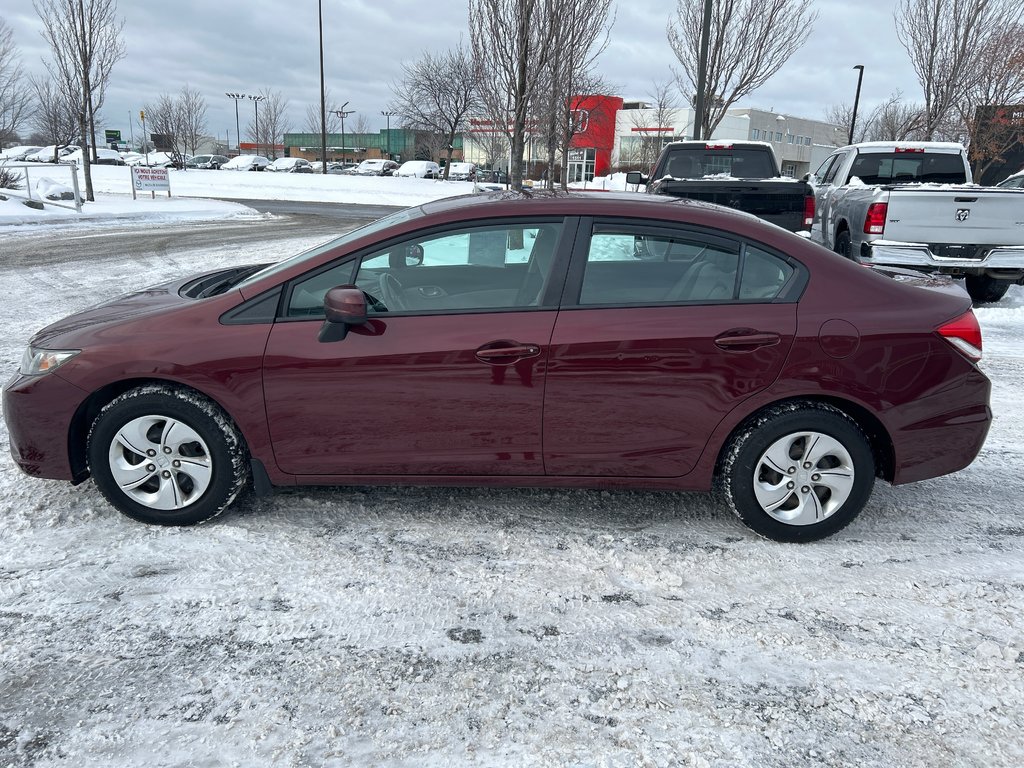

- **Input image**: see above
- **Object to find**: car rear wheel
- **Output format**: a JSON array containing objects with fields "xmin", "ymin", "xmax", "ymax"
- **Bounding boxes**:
[
  {"xmin": 87, "ymin": 385, "xmax": 249, "ymax": 525},
  {"xmin": 717, "ymin": 403, "xmax": 875, "ymax": 542},
  {"xmin": 964, "ymin": 275, "xmax": 1010, "ymax": 304}
]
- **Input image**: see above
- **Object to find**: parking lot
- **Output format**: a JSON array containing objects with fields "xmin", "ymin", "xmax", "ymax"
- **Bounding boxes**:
[{"xmin": 1, "ymin": 219, "xmax": 1022, "ymax": 767}]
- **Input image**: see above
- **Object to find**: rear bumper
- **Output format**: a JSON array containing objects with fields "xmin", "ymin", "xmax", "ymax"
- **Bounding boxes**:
[
  {"xmin": 3, "ymin": 371, "xmax": 87, "ymax": 481},
  {"xmin": 861, "ymin": 241, "xmax": 1024, "ymax": 274}
]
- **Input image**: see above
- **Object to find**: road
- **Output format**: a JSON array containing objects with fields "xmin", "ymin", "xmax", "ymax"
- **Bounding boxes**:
[{"xmin": 1, "ymin": 200, "xmax": 399, "ymax": 270}]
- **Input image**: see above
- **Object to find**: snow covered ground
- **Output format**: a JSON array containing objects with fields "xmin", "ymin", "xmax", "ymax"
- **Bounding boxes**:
[
  {"xmin": 0, "ymin": 164, "xmax": 477, "ymax": 230},
  {"xmin": 1, "ymin": 223, "xmax": 1023, "ymax": 767}
]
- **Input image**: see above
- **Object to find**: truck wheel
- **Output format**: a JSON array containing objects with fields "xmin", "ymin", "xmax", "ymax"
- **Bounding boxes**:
[
  {"xmin": 964, "ymin": 275, "xmax": 1010, "ymax": 304},
  {"xmin": 833, "ymin": 230, "xmax": 852, "ymax": 260}
]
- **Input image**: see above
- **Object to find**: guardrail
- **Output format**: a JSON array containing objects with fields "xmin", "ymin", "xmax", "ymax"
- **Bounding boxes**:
[{"xmin": 0, "ymin": 160, "xmax": 83, "ymax": 213}]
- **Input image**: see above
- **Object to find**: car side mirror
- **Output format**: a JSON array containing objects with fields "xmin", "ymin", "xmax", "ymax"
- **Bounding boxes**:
[
  {"xmin": 802, "ymin": 173, "xmax": 812, "ymax": 183},
  {"xmin": 319, "ymin": 285, "xmax": 367, "ymax": 342},
  {"xmin": 625, "ymin": 171, "xmax": 647, "ymax": 187}
]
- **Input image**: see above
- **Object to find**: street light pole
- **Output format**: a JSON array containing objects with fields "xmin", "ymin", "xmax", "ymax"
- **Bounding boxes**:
[
  {"xmin": 226, "ymin": 93, "xmax": 245, "ymax": 156},
  {"xmin": 849, "ymin": 65, "xmax": 865, "ymax": 145},
  {"xmin": 318, "ymin": 0, "xmax": 328, "ymax": 173},
  {"xmin": 249, "ymin": 94, "xmax": 265, "ymax": 155},
  {"xmin": 692, "ymin": 0, "xmax": 714, "ymax": 141},
  {"xmin": 333, "ymin": 103, "xmax": 354, "ymax": 164},
  {"xmin": 381, "ymin": 110, "xmax": 396, "ymax": 160}
]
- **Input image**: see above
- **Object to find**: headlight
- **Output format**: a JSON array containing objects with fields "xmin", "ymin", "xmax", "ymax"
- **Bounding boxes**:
[{"xmin": 20, "ymin": 347, "xmax": 79, "ymax": 375}]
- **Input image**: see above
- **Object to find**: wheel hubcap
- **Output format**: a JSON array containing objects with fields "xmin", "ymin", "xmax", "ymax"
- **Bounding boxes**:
[
  {"xmin": 753, "ymin": 431, "xmax": 855, "ymax": 526},
  {"xmin": 107, "ymin": 415, "xmax": 212, "ymax": 510}
]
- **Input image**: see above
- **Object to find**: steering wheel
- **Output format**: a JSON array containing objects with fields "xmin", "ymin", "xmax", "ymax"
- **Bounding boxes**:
[{"xmin": 378, "ymin": 272, "xmax": 407, "ymax": 311}]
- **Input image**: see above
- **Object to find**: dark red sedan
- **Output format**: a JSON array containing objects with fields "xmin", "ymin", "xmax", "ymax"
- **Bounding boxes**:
[{"xmin": 3, "ymin": 193, "xmax": 991, "ymax": 541}]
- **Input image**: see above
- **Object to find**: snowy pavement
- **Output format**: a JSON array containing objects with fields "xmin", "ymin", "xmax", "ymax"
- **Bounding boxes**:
[{"xmin": 1, "ymin": 224, "xmax": 1023, "ymax": 767}]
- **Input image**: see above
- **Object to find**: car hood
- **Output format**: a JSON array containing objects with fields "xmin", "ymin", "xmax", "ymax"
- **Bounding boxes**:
[{"xmin": 30, "ymin": 274, "xmax": 200, "ymax": 347}]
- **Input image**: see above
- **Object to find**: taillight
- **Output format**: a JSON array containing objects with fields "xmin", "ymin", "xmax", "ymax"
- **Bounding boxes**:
[
  {"xmin": 864, "ymin": 202, "xmax": 887, "ymax": 234},
  {"xmin": 803, "ymin": 195, "xmax": 815, "ymax": 228},
  {"xmin": 938, "ymin": 310, "xmax": 983, "ymax": 361}
]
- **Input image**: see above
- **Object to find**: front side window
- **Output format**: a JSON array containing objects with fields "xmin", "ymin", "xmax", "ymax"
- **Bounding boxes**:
[{"xmin": 350, "ymin": 221, "xmax": 565, "ymax": 314}]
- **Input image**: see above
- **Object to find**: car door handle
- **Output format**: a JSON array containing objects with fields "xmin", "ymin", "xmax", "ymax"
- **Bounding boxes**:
[
  {"xmin": 714, "ymin": 331, "xmax": 781, "ymax": 350},
  {"xmin": 475, "ymin": 341, "xmax": 541, "ymax": 364}
]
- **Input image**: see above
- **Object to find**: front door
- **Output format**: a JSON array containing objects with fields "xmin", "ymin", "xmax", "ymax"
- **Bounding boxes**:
[{"xmin": 262, "ymin": 218, "xmax": 570, "ymax": 477}]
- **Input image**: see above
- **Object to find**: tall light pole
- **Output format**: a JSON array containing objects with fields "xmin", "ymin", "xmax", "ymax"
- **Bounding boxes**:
[
  {"xmin": 692, "ymin": 0, "xmax": 714, "ymax": 141},
  {"xmin": 381, "ymin": 110, "xmax": 396, "ymax": 160},
  {"xmin": 226, "ymin": 93, "xmax": 246, "ymax": 156},
  {"xmin": 249, "ymin": 94, "xmax": 265, "ymax": 155},
  {"xmin": 849, "ymin": 65, "xmax": 865, "ymax": 145},
  {"xmin": 333, "ymin": 103, "xmax": 354, "ymax": 163},
  {"xmin": 318, "ymin": 0, "xmax": 328, "ymax": 173}
]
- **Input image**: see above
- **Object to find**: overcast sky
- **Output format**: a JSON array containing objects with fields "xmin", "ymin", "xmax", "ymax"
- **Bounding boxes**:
[{"xmin": 5, "ymin": 0, "xmax": 920, "ymax": 143}]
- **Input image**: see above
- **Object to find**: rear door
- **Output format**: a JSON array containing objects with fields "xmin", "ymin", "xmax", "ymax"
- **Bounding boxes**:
[{"xmin": 542, "ymin": 219, "xmax": 801, "ymax": 478}]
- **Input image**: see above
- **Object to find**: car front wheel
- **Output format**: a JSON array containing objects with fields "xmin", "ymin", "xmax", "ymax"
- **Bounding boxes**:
[
  {"xmin": 87, "ymin": 385, "xmax": 250, "ymax": 525},
  {"xmin": 717, "ymin": 403, "xmax": 875, "ymax": 542}
]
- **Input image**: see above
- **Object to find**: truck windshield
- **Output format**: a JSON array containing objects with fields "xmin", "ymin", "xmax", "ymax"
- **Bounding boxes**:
[
  {"xmin": 661, "ymin": 148, "xmax": 775, "ymax": 179},
  {"xmin": 848, "ymin": 152, "xmax": 967, "ymax": 185}
]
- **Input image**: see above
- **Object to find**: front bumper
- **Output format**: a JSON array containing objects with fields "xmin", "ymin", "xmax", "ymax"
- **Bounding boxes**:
[{"xmin": 3, "ymin": 371, "xmax": 89, "ymax": 481}]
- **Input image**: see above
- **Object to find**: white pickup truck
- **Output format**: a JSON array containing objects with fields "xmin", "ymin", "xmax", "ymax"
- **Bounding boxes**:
[{"xmin": 808, "ymin": 141, "xmax": 1024, "ymax": 303}]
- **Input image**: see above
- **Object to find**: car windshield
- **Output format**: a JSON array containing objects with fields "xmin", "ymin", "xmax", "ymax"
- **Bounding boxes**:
[
  {"xmin": 233, "ymin": 206, "xmax": 425, "ymax": 291},
  {"xmin": 661, "ymin": 148, "xmax": 775, "ymax": 179}
]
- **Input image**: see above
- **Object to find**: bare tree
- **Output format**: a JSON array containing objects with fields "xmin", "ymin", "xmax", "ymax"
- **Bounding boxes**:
[
  {"xmin": 351, "ymin": 113, "xmax": 372, "ymax": 137},
  {"xmin": 896, "ymin": 0, "xmax": 1024, "ymax": 141},
  {"xmin": 470, "ymin": 0, "xmax": 559, "ymax": 189},
  {"xmin": 531, "ymin": 0, "xmax": 613, "ymax": 189},
  {"xmin": 178, "ymin": 84, "xmax": 207, "ymax": 157},
  {"xmin": 391, "ymin": 45, "xmax": 478, "ymax": 179},
  {"xmin": 1, "ymin": 19, "xmax": 33, "ymax": 145},
  {"xmin": 668, "ymin": 0, "xmax": 817, "ymax": 139},
  {"xmin": 825, "ymin": 93, "xmax": 925, "ymax": 145},
  {"xmin": 143, "ymin": 92, "xmax": 186, "ymax": 163},
  {"xmin": 35, "ymin": 0, "xmax": 125, "ymax": 201},
  {"xmin": 30, "ymin": 74, "xmax": 79, "ymax": 153},
  {"xmin": 246, "ymin": 88, "xmax": 289, "ymax": 159},
  {"xmin": 304, "ymin": 90, "xmax": 341, "ymax": 135},
  {"xmin": 621, "ymin": 82, "xmax": 680, "ymax": 172}
]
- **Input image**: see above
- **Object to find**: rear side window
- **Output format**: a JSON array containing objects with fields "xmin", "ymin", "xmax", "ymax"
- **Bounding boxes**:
[{"xmin": 739, "ymin": 246, "xmax": 795, "ymax": 300}]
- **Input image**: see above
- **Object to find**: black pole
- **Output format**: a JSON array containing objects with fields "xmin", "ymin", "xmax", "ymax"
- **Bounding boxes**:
[
  {"xmin": 318, "ymin": 0, "xmax": 328, "ymax": 173},
  {"xmin": 693, "ymin": 0, "xmax": 714, "ymax": 141},
  {"xmin": 233, "ymin": 101, "xmax": 239, "ymax": 155},
  {"xmin": 849, "ymin": 65, "xmax": 865, "ymax": 145}
]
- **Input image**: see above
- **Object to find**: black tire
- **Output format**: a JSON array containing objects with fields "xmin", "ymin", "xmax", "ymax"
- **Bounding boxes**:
[
  {"xmin": 87, "ymin": 385, "xmax": 250, "ymax": 525},
  {"xmin": 716, "ymin": 402, "xmax": 875, "ymax": 542},
  {"xmin": 964, "ymin": 275, "xmax": 1011, "ymax": 305},
  {"xmin": 834, "ymin": 229, "xmax": 852, "ymax": 260}
]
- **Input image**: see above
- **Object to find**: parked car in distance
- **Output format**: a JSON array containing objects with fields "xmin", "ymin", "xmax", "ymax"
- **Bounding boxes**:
[
  {"xmin": 396, "ymin": 160, "xmax": 440, "ymax": 179},
  {"xmin": 3, "ymin": 193, "xmax": 991, "ymax": 542},
  {"xmin": 266, "ymin": 157, "xmax": 314, "ymax": 173},
  {"xmin": 475, "ymin": 169, "xmax": 508, "ymax": 185},
  {"xmin": 24, "ymin": 145, "xmax": 75, "ymax": 163},
  {"xmin": 221, "ymin": 155, "xmax": 271, "ymax": 171},
  {"xmin": 0, "ymin": 145, "xmax": 43, "ymax": 161},
  {"xmin": 354, "ymin": 159, "xmax": 399, "ymax": 176},
  {"xmin": 60, "ymin": 147, "xmax": 125, "ymax": 166},
  {"xmin": 135, "ymin": 151, "xmax": 190, "ymax": 168},
  {"xmin": 445, "ymin": 161, "xmax": 477, "ymax": 181},
  {"xmin": 327, "ymin": 162, "xmax": 360, "ymax": 175},
  {"xmin": 996, "ymin": 169, "xmax": 1023, "ymax": 189},
  {"xmin": 186, "ymin": 154, "xmax": 230, "ymax": 170}
]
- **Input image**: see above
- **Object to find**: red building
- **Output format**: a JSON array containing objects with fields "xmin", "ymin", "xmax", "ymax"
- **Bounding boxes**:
[{"xmin": 566, "ymin": 95, "xmax": 623, "ymax": 182}]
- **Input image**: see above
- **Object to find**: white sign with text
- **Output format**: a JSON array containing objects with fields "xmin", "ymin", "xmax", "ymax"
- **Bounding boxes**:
[{"xmin": 131, "ymin": 166, "xmax": 170, "ymax": 192}]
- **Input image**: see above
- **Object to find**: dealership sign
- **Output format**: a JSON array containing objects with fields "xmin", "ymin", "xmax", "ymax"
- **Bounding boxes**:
[{"xmin": 131, "ymin": 166, "xmax": 171, "ymax": 198}]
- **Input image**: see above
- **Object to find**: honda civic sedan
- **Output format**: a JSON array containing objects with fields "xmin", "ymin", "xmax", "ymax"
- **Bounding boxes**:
[{"xmin": 4, "ymin": 193, "xmax": 991, "ymax": 541}]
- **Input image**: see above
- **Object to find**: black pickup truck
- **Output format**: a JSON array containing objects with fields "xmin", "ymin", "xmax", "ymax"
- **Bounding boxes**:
[{"xmin": 625, "ymin": 141, "xmax": 815, "ymax": 232}]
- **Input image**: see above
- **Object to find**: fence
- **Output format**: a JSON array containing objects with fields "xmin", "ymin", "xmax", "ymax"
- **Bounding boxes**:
[{"xmin": 0, "ymin": 160, "xmax": 83, "ymax": 213}]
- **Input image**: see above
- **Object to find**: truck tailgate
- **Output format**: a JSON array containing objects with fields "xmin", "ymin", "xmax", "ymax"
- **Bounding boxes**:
[
  {"xmin": 652, "ymin": 179, "xmax": 811, "ymax": 231},
  {"xmin": 884, "ymin": 187, "xmax": 1024, "ymax": 247}
]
